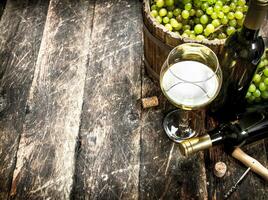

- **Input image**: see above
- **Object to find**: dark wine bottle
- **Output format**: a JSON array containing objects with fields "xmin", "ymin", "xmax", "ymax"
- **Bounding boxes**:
[
  {"xmin": 179, "ymin": 110, "xmax": 268, "ymax": 156},
  {"xmin": 210, "ymin": 0, "xmax": 268, "ymax": 120}
]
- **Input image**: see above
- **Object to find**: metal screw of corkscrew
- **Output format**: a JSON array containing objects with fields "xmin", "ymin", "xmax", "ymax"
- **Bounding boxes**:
[{"xmin": 224, "ymin": 167, "xmax": 251, "ymax": 199}]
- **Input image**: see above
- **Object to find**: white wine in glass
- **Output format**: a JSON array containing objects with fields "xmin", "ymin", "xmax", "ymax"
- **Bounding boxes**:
[{"xmin": 160, "ymin": 43, "xmax": 222, "ymax": 142}]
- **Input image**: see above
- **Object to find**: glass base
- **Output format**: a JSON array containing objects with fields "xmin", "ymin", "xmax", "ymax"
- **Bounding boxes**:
[{"xmin": 163, "ymin": 109, "xmax": 199, "ymax": 143}]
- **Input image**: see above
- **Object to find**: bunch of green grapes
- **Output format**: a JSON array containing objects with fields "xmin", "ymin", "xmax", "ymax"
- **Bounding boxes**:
[
  {"xmin": 246, "ymin": 51, "xmax": 268, "ymax": 103},
  {"xmin": 150, "ymin": 0, "xmax": 248, "ymax": 40}
]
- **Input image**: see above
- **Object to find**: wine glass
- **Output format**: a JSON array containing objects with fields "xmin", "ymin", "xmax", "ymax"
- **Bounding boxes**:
[{"xmin": 160, "ymin": 43, "xmax": 222, "ymax": 143}]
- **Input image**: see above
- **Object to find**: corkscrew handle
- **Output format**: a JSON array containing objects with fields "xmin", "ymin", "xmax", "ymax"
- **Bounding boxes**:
[{"xmin": 231, "ymin": 148, "xmax": 268, "ymax": 181}]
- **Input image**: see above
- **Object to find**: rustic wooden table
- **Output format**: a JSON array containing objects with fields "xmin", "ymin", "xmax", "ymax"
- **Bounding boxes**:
[{"xmin": 0, "ymin": 0, "xmax": 267, "ymax": 199}]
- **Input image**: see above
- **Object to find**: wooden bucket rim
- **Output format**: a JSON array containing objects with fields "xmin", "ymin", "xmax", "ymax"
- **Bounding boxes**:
[{"xmin": 143, "ymin": 0, "xmax": 226, "ymax": 46}]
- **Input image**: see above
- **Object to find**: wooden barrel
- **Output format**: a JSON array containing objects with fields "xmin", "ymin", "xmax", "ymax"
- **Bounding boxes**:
[{"xmin": 142, "ymin": 0, "xmax": 225, "ymax": 80}]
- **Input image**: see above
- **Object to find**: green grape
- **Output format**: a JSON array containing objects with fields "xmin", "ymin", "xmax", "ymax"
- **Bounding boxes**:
[
  {"xmin": 184, "ymin": 29, "xmax": 192, "ymax": 35},
  {"xmin": 196, "ymin": 35, "xmax": 206, "ymax": 40},
  {"xmin": 189, "ymin": 34, "xmax": 196, "ymax": 39},
  {"xmin": 196, "ymin": 9, "xmax": 204, "ymax": 17},
  {"xmin": 264, "ymin": 59, "xmax": 268, "ymax": 66},
  {"xmin": 212, "ymin": 19, "xmax": 221, "ymax": 27},
  {"xmin": 249, "ymin": 84, "xmax": 256, "ymax": 93},
  {"xmin": 222, "ymin": 5, "xmax": 230, "ymax": 13},
  {"xmin": 227, "ymin": 12, "xmax": 235, "ymax": 20},
  {"xmin": 246, "ymin": 92, "xmax": 251, "ymax": 98},
  {"xmin": 264, "ymin": 67, "xmax": 268, "ymax": 77},
  {"xmin": 264, "ymin": 77, "xmax": 268, "ymax": 85},
  {"xmin": 248, "ymin": 95, "xmax": 255, "ymax": 102},
  {"xmin": 229, "ymin": 19, "xmax": 237, "ymax": 27},
  {"xmin": 194, "ymin": 24, "xmax": 204, "ymax": 34},
  {"xmin": 237, "ymin": 0, "xmax": 246, "ymax": 6},
  {"xmin": 200, "ymin": 14, "xmax": 209, "ymax": 24},
  {"xmin": 243, "ymin": 5, "xmax": 248, "ymax": 12},
  {"xmin": 151, "ymin": 10, "xmax": 158, "ymax": 18},
  {"xmin": 236, "ymin": 6, "xmax": 243, "ymax": 12},
  {"xmin": 253, "ymin": 74, "xmax": 262, "ymax": 83},
  {"xmin": 167, "ymin": 6, "xmax": 175, "ymax": 11},
  {"xmin": 156, "ymin": 0, "xmax": 165, "ymax": 8},
  {"xmin": 217, "ymin": 11, "xmax": 224, "ymax": 19},
  {"xmin": 253, "ymin": 89, "xmax": 261, "ymax": 98},
  {"xmin": 189, "ymin": 9, "xmax": 196, "ymax": 16},
  {"xmin": 183, "ymin": 24, "xmax": 191, "ymax": 31},
  {"xmin": 237, "ymin": 18, "xmax": 244, "ymax": 26},
  {"xmin": 201, "ymin": 2, "xmax": 209, "ymax": 11},
  {"xmin": 226, "ymin": 26, "xmax": 236, "ymax": 35},
  {"xmin": 163, "ymin": 16, "xmax": 170, "ymax": 24},
  {"xmin": 261, "ymin": 91, "xmax": 268, "ymax": 99},
  {"xmin": 165, "ymin": 23, "xmax": 173, "ymax": 31},
  {"xmin": 204, "ymin": 28, "xmax": 210, "ymax": 37},
  {"xmin": 182, "ymin": 10, "xmax": 190, "ymax": 19},
  {"xmin": 259, "ymin": 82, "xmax": 266, "ymax": 91},
  {"xmin": 194, "ymin": 1, "xmax": 202, "ymax": 8},
  {"xmin": 174, "ymin": 22, "xmax": 183, "ymax": 30},
  {"xmin": 155, "ymin": 16, "xmax": 163, "ymax": 23},
  {"xmin": 215, "ymin": 1, "xmax": 223, "ymax": 7},
  {"xmin": 170, "ymin": 18, "xmax": 178, "ymax": 27},
  {"xmin": 151, "ymin": 5, "xmax": 158, "ymax": 11},
  {"xmin": 259, "ymin": 61, "xmax": 265, "ymax": 68},
  {"xmin": 206, "ymin": 7, "xmax": 214, "ymax": 15},
  {"xmin": 232, "ymin": 0, "xmax": 238, "ymax": 4},
  {"xmin": 230, "ymin": 3, "xmax": 236, "ymax": 11},
  {"xmin": 193, "ymin": 17, "xmax": 200, "ymax": 24},
  {"xmin": 206, "ymin": 24, "xmax": 215, "ymax": 34},
  {"xmin": 218, "ymin": 32, "xmax": 227, "ymax": 39},
  {"xmin": 185, "ymin": 3, "xmax": 192, "ymax": 11},
  {"xmin": 221, "ymin": 16, "xmax": 229, "ymax": 25},
  {"xmin": 165, "ymin": 0, "xmax": 174, "ymax": 7},
  {"xmin": 176, "ymin": 15, "xmax": 183, "ymax": 22},
  {"xmin": 214, "ymin": 5, "xmax": 221, "ymax": 12},
  {"xmin": 159, "ymin": 8, "xmax": 168, "ymax": 17},
  {"xmin": 234, "ymin": 11, "xmax": 243, "ymax": 20},
  {"xmin": 191, "ymin": 30, "xmax": 195, "ymax": 35},
  {"xmin": 173, "ymin": 8, "xmax": 182, "ymax": 17},
  {"xmin": 167, "ymin": 11, "xmax": 173, "ymax": 18},
  {"xmin": 211, "ymin": 12, "xmax": 218, "ymax": 19},
  {"xmin": 181, "ymin": 32, "xmax": 189, "ymax": 38}
]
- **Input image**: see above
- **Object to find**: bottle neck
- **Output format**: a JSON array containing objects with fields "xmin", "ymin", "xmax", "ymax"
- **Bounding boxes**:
[{"xmin": 243, "ymin": 1, "xmax": 267, "ymax": 31}]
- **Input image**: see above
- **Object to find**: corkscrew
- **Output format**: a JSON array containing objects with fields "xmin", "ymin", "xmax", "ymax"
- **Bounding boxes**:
[
  {"xmin": 223, "ymin": 147, "xmax": 268, "ymax": 199},
  {"xmin": 223, "ymin": 167, "xmax": 251, "ymax": 199}
]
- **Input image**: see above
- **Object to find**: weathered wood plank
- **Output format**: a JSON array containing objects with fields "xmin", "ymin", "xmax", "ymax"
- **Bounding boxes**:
[
  {"xmin": 139, "ymin": 69, "xmax": 208, "ymax": 199},
  {"xmin": 205, "ymin": 141, "xmax": 268, "ymax": 200},
  {"xmin": 0, "ymin": 0, "xmax": 49, "ymax": 199},
  {"xmin": 9, "ymin": 0, "xmax": 94, "ymax": 199},
  {"xmin": 71, "ymin": 0, "xmax": 142, "ymax": 199}
]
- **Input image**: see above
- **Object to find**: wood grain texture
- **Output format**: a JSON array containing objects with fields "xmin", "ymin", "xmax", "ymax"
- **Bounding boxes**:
[
  {"xmin": 72, "ymin": 0, "xmax": 143, "ymax": 199},
  {"xmin": 0, "ymin": 0, "xmax": 49, "ymax": 199},
  {"xmin": 139, "ymin": 68, "xmax": 208, "ymax": 200},
  {"xmin": 9, "ymin": 0, "xmax": 93, "ymax": 199}
]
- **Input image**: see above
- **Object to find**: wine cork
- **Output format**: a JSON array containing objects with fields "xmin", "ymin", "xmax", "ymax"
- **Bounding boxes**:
[
  {"xmin": 142, "ymin": 96, "xmax": 159, "ymax": 108},
  {"xmin": 214, "ymin": 162, "xmax": 227, "ymax": 178}
]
